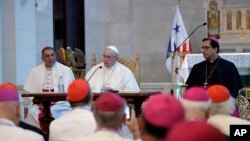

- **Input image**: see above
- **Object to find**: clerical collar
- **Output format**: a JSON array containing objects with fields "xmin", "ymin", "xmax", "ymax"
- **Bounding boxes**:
[{"xmin": 207, "ymin": 56, "xmax": 220, "ymax": 63}]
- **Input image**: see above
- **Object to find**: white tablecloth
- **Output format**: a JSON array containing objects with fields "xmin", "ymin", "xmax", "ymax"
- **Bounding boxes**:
[{"xmin": 180, "ymin": 53, "xmax": 250, "ymax": 82}]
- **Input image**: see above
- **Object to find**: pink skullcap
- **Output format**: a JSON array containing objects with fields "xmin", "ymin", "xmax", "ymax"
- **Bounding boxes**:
[
  {"xmin": 209, "ymin": 35, "xmax": 219, "ymax": 43},
  {"xmin": 0, "ymin": 89, "xmax": 18, "ymax": 102},
  {"xmin": 165, "ymin": 121, "xmax": 226, "ymax": 141},
  {"xmin": 143, "ymin": 93, "xmax": 185, "ymax": 128},
  {"xmin": 95, "ymin": 93, "xmax": 125, "ymax": 111},
  {"xmin": 41, "ymin": 46, "xmax": 54, "ymax": 54},
  {"xmin": 67, "ymin": 79, "xmax": 90, "ymax": 102},
  {"xmin": 206, "ymin": 85, "xmax": 230, "ymax": 103},
  {"xmin": 182, "ymin": 87, "xmax": 210, "ymax": 101},
  {"xmin": 106, "ymin": 45, "xmax": 119, "ymax": 55}
]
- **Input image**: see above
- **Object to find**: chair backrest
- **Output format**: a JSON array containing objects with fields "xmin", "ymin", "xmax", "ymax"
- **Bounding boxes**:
[
  {"xmin": 72, "ymin": 68, "xmax": 85, "ymax": 78},
  {"xmin": 91, "ymin": 53, "xmax": 140, "ymax": 84}
]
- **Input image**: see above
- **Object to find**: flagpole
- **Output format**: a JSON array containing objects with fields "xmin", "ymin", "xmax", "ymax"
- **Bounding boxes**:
[
  {"xmin": 167, "ymin": 3, "xmax": 192, "ymax": 96},
  {"xmin": 170, "ymin": 2, "xmax": 181, "ymax": 95},
  {"xmin": 170, "ymin": 52, "xmax": 175, "ymax": 95}
]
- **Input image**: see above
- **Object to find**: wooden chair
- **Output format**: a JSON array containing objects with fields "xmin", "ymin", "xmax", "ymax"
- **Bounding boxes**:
[
  {"xmin": 91, "ymin": 53, "xmax": 140, "ymax": 84},
  {"xmin": 72, "ymin": 68, "xmax": 85, "ymax": 78}
]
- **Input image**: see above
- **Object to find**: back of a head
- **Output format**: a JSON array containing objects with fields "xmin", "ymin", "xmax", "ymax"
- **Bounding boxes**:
[
  {"xmin": 0, "ymin": 83, "xmax": 18, "ymax": 102},
  {"xmin": 0, "ymin": 83, "xmax": 20, "ymax": 124},
  {"xmin": 142, "ymin": 93, "xmax": 185, "ymax": 139},
  {"xmin": 94, "ymin": 93, "xmax": 125, "ymax": 129},
  {"xmin": 180, "ymin": 87, "xmax": 211, "ymax": 120},
  {"xmin": 206, "ymin": 85, "xmax": 234, "ymax": 116},
  {"xmin": 67, "ymin": 78, "xmax": 91, "ymax": 107},
  {"xmin": 165, "ymin": 121, "xmax": 226, "ymax": 141}
]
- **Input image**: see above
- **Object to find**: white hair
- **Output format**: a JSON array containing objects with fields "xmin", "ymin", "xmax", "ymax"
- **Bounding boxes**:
[
  {"xmin": 179, "ymin": 98, "xmax": 211, "ymax": 112},
  {"xmin": 209, "ymin": 96, "xmax": 235, "ymax": 117}
]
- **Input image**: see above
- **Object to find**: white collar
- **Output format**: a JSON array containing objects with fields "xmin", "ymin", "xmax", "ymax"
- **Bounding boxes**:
[{"xmin": 0, "ymin": 118, "xmax": 16, "ymax": 127}]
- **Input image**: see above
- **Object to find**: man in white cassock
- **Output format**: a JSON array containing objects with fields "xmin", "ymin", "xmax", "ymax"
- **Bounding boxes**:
[
  {"xmin": 85, "ymin": 45, "xmax": 140, "ymax": 92},
  {"xmin": 23, "ymin": 46, "xmax": 75, "ymax": 128},
  {"xmin": 49, "ymin": 79, "xmax": 96, "ymax": 141},
  {"xmin": 0, "ymin": 88, "xmax": 45, "ymax": 141}
]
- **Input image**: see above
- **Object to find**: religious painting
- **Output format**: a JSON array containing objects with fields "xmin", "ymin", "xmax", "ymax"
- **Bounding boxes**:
[
  {"xmin": 246, "ymin": 11, "xmax": 250, "ymax": 30},
  {"xmin": 236, "ymin": 11, "xmax": 242, "ymax": 30},
  {"xmin": 227, "ymin": 11, "xmax": 232, "ymax": 30},
  {"xmin": 207, "ymin": 0, "xmax": 220, "ymax": 38}
]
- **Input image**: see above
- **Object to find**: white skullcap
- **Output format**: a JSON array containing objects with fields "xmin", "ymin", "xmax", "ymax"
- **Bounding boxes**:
[{"xmin": 106, "ymin": 45, "xmax": 119, "ymax": 55}]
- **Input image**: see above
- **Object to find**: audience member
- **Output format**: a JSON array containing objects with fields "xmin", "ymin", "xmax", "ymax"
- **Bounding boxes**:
[
  {"xmin": 179, "ymin": 87, "xmax": 211, "ymax": 120},
  {"xmin": 75, "ymin": 93, "xmax": 141, "ymax": 141},
  {"xmin": 165, "ymin": 121, "xmax": 227, "ymax": 141},
  {"xmin": 23, "ymin": 46, "xmax": 75, "ymax": 128},
  {"xmin": 141, "ymin": 93, "xmax": 185, "ymax": 141},
  {"xmin": 85, "ymin": 45, "xmax": 140, "ymax": 92},
  {"xmin": 0, "ymin": 84, "xmax": 45, "ymax": 141},
  {"xmin": 206, "ymin": 85, "xmax": 246, "ymax": 137},
  {"xmin": 49, "ymin": 79, "xmax": 96, "ymax": 141},
  {"xmin": 206, "ymin": 85, "xmax": 235, "ymax": 116},
  {"xmin": 207, "ymin": 114, "xmax": 250, "ymax": 138},
  {"xmin": 0, "ymin": 82, "xmax": 47, "ymax": 141}
]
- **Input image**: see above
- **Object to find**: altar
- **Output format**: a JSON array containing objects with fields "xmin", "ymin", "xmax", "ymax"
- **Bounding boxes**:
[{"xmin": 180, "ymin": 53, "xmax": 250, "ymax": 86}]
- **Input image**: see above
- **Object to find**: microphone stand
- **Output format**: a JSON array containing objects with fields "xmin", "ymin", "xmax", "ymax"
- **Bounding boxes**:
[
  {"xmin": 87, "ymin": 66, "xmax": 102, "ymax": 81},
  {"xmin": 170, "ymin": 23, "xmax": 207, "ymax": 95}
]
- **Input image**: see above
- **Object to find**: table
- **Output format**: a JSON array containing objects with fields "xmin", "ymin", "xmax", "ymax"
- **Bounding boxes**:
[{"xmin": 21, "ymin": 91, "xmax": 159, "ymax": 136}]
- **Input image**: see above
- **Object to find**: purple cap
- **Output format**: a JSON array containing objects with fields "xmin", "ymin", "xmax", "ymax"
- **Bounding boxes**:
[
  {"xmin": 143, "ymin": 94, "xmax": 185, "ymax": 128},
  {"xmin": 208, "ymin": 35, "xmax": 219, "ymax": 43},
  {"xmin": 165, "ymin": 121, "xmax": 226, "ymax": 141},
  {"xmin": 95, "ymin": 93, "xmax": 125, "ymax": 111},
  {"xmin": 182, "ymin": 87, "xmax": 210, "ymax": 102},
  {"xmin": 0, "ymin": 89, "xmax": 18, "ymax": 102}
]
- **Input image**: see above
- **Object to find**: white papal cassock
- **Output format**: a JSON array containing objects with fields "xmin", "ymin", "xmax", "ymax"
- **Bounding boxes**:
[
  {"xmin": 85, "ymin": 62, "xmax": 140, "ymax": 92},
  {"xmin": 23, "ymin": 62, "xmax": 75, "ymax": 128}
]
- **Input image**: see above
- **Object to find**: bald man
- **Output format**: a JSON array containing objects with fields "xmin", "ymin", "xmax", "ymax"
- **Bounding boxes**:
[
  {"xmin": 85, "ymin": 46, "xmax": 140, "ymax": 92},
  {"xmin": 0, "ymin": 86, "xmax": 44, "ymax": 141}
]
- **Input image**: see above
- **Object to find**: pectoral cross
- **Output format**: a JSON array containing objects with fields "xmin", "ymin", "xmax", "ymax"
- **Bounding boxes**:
[{"xmin": 203, "ymin": 82, "xmax": 208, "ymax": 88}]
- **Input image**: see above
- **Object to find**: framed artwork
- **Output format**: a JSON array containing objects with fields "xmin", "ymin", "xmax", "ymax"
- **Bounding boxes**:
[{"xmin": 207, "ymin": 0, "xmax": 220, "ymax": 38}]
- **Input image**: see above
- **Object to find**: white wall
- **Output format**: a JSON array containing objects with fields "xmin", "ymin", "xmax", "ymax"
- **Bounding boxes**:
[
  {"xmin": 0, "ymin": 0, "xmax": 2, "ymax": 82},
  {"xmin": 85, "ymin": 0, "xmax": 207, "ymax": 83},
  {"xmin": 0, "ymin": 0, "xmax": 53, "ymax": 85}
]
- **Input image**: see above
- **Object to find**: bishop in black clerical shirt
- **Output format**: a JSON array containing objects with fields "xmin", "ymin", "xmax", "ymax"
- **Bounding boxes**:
[{"xmin": 186, "ymin": 36, "xmax": 243, "ymax": 98}]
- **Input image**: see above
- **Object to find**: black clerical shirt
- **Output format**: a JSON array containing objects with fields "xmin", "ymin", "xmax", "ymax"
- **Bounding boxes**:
[{"xmin": 186, "ymin": 56, "xmax": 243, "ymax": 98}]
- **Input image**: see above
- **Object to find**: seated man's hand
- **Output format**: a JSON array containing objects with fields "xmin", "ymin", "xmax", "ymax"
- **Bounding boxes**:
[{"xmin": 125, "ymin": 107, "xmax": 141, "ymax": 140}]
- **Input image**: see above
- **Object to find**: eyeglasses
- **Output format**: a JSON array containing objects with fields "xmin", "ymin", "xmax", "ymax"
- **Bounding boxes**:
[
  {"xmin": 201, "ymin": 46, "xmax": 212, "ymax": 50},
  {"xmin": 102, "ymin": 54, "xmax": 117, "ymax": 59}
]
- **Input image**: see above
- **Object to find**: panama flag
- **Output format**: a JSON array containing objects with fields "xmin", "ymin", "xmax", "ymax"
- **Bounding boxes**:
[{"xmin": 165, "ymin": 6, "xmax": 192, "ymax": 83}]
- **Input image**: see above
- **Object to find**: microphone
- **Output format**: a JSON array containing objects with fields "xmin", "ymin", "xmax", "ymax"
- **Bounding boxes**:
[
  {"xmin": 175, "ymin": 22, "xmax": 207, "ymax": 51},
  {"xmin": 87, "ymin": 66, "xmax": 102, "ymax": 81}
]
